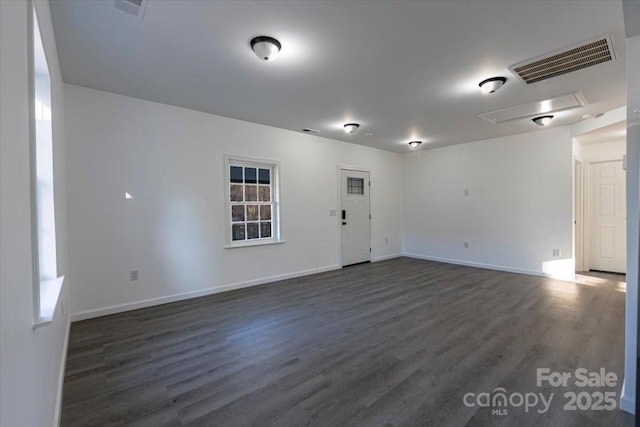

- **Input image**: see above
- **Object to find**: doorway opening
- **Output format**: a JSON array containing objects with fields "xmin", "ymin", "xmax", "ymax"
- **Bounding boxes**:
[{"xmin": 573, "ymin": 121, "xmax": 627, "ymax": 274}]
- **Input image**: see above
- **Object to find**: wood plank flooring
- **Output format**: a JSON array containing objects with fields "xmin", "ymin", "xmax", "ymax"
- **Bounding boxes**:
[{"xmin": 61, "ymin": 257, "xmax": 634, "ymax": 426}]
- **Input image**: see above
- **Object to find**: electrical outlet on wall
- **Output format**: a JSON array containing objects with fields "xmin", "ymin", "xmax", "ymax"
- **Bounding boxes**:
[
  {"xmin": 130, "ymin": 270, "xmax": 139, "ymax": 281},
  {"xmin": 552, "ymin": 249, "xmax": 561, "ymax": 257},
  {"xmin": 385, "ymin": 237, "xmax": 388, "ymax": 244},
  {"xmin": 464, "ymin": 242, "xmax": 469, "ymax": 248}
]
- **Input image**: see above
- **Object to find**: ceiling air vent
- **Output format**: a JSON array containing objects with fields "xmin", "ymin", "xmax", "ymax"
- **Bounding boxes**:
[
  {"xmin": 114, "ymin": 0, "xmax": 148, "ymax": 18},
  {"xmin": 509, "ymin": 35, "xmax": 615, "ymax": 84},
  {"xmin": 478, "ymin": 92, "xmax": 587, "ymax": 124}
]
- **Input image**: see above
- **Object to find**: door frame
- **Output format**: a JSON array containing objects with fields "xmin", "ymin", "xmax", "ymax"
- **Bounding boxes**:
[
  {"xmin": 584, "ymin": 157, "xmax": 626, "ymax": 272},
  {"xmin": 575, "ymin": 159, "xmax": 585, "ymax": 271},
  {"xmin": 337, "ymin": 165, "xmax": 373, "ymax": 267}
]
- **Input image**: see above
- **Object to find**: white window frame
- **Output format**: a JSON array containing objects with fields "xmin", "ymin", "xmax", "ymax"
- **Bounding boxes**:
[
  {"xmin": 224, "ymin": 154, "xmax": 283, "ymax": 248},
  {"xmin": 29, "ymin": 1, "xmax": 64, "ymax": 328}
]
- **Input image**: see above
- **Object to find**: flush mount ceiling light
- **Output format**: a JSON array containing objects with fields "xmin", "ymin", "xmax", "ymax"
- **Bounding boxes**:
[
  {"xmin": 344, "ymin": 123, "xmax": 360, "ymax": 134},
  {"xmin": 479, "ymin": 77, "xmax": 507, "ymax": 94},
  {"xmin": 250, "ymin": 36, "xmax": 281, "ymax": 61},
  {"xmin": 408, "ymin": 141, "xmax": 422, "ymax": 148},
  {"xmin": 532, "ymin": 115, "xmax": 554, "ymax": 126}
]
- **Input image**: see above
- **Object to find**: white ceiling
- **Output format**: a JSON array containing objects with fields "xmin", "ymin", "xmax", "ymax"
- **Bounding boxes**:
[
  {"xmin": 49, "ymin": 0, "xmax": 626, "ymax": 152},
  {"xmin": 575, "ymin": 120, "xmax": 627, "ymax": 145}
]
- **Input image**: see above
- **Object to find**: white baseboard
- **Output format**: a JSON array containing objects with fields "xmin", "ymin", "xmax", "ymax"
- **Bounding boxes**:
[
  {"xmin": 620, "ymin": 380, "xmax": 635, "ymax": 414},
  {"xmin": 52, "ymin": 314, "xmax": 71, "ymax": 427},
  {"xmin": 372, "ymin": 253, "xmax": 402, "ymax": 262},
  {"xmin": 71, "ymin": 264, "xmax": 341, "ymax": 321},
  {"xmin": 402, "ymin": 252, "xmax": 547, "ymax": 278},
  {"xmin": 70, "ymin": 254, "xmax": 575, "ymax": 322}
]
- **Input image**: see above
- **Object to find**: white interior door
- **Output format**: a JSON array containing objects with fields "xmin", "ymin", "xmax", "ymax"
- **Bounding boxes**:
[
  {"xmin": 340, "ymin": 169, "xmax": 371, "ymax": 266},
  {"xmin": 589, "ymin": 160, "xmax": 626, "ymax": 273}
]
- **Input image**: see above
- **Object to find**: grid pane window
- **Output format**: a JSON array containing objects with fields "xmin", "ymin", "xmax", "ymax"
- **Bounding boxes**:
[
  {"xmin": 259, "ymin": 186, "xmax": 271, "ymax": 201},
  {"xmin": 245, "ymin": 186, "xmax": 258, "ymax": 201},
  {"xmin": 260, "ymin": 222, "xmax": 272, "ymax": 238},
  {"xmin": 230, "ymin": 166, "xmax": 243, "ymax": 183},
  {"xmin": 230, "ymin": 184, "xmax": 243, "ymax": 202},
  {"xmin": 258, "ymin": 169, "xmax": 270, "ymax": 184},
  {"xmin": 245, "ymin": 168, "xmax": 257, "ymax": 184},
  {"xmin": 260, "ymin": 205, "xmax": 271, "ymax": 221},
  {"xmin": 247, "ymin": 222, "xmax": 259, "ymax": 239},
  {"xmin": 347, "ymin": 177, "xmax": 365, "ymax": 195},
  {"xmin": 231, "ymin": 205, "xmax": 245, "ymax": 222},
  {"xmin": 232, "ymin": 224, "xmax": 245, "ymax": 241},
  {"xmin": 229, "ymin": 162, "xmax": 277, "ymax": 242},
  {"xmin": 246, "ymin": 205, "xmax": 259, "ymax": 221}
]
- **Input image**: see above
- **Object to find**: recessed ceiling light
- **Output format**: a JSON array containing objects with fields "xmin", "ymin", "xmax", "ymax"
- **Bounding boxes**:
[
  {"xmin": 532, "ymin": 115, "xmax": 554, "ymax": 126},
  {"xmin": 479, "ymin": 77, "xmax": 507, "ymax": 94},
  {"xmin": 408, "ymin": 141, "xmax": 422, "ymax": 148},
  {"xmin": 344, "ymin": 123, "xmax": 360, "ymax": 134},
  {"xmin": 250, "ymin": 36, "xmax": 281, "ymax": 61}
]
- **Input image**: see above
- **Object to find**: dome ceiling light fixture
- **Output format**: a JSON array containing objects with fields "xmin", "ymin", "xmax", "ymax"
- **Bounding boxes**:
[
  {"xmin": 250, "ymin": 36, "xmax": 281, "ymax": 61},
  {"xmin": 408, "ymin": 141, "xmax": 422, "ymax": 149},
  {"xmin": 532, "ymin": 115, "xmax": 554, "ymax": 126},
  {"xmin": 344, "ymin": 123, "xmax": 360, "ymax": 134},
  {"xmin": 479, "ymin": 77, "xmax": 507, "ymax": 94}
]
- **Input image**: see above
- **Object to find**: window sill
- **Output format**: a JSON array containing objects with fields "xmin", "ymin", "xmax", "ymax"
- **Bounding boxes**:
[
  {"xmin": 224, "ymin": 240, "xmax": 286, "ymax": 249},
  {"xmin": 33, "ymin": 275, "xmax": 64, "ymax": 329}
]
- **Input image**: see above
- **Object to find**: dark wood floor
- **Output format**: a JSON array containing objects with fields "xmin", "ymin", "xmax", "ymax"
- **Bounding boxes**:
[{"xmin": 61, "ymin": 258, "xmax": 633, "ymax": 426}]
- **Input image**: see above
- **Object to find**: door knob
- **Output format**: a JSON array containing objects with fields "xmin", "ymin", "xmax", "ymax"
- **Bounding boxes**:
[{"xmin": 342, "ymin": 221, "xmax": 347, "ymax": 225}]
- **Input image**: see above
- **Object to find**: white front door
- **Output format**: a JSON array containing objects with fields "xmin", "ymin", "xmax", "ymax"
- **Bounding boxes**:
[
  {"xmin": 589, "ymin": 160, "xmax": 626, "ymax": 273},
  {"xmin": 340, "ymin": 169, "xmax": 371, "ymax": 266}
]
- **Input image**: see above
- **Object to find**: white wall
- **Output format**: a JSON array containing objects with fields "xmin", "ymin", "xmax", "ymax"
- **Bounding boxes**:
[
  {"xmin": 621, "ymin": 32, "xmax": 640, "ymax": 414},
  {"xmin": 402, "ymin": 127, "xmax": 574, "ymax": 278},
  {"xmin": 573, "ymin": 138, "xmax": 584, "ymax": 163},
  {"xmin": 0, "ymin": 1, "xmax": 70, "ymax": 426},
  {"xmin": 64, "ymin": 84, "xmax": 403, "ymax": 317},
  {"xmin": 580, "ymin": 139, "xmax": 626, "ymax": 162}
]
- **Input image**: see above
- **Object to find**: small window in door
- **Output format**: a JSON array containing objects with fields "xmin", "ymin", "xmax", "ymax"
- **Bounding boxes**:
[{"xmin": 347, "ymin": 177, "xmax": 364, "ymax": 195}]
